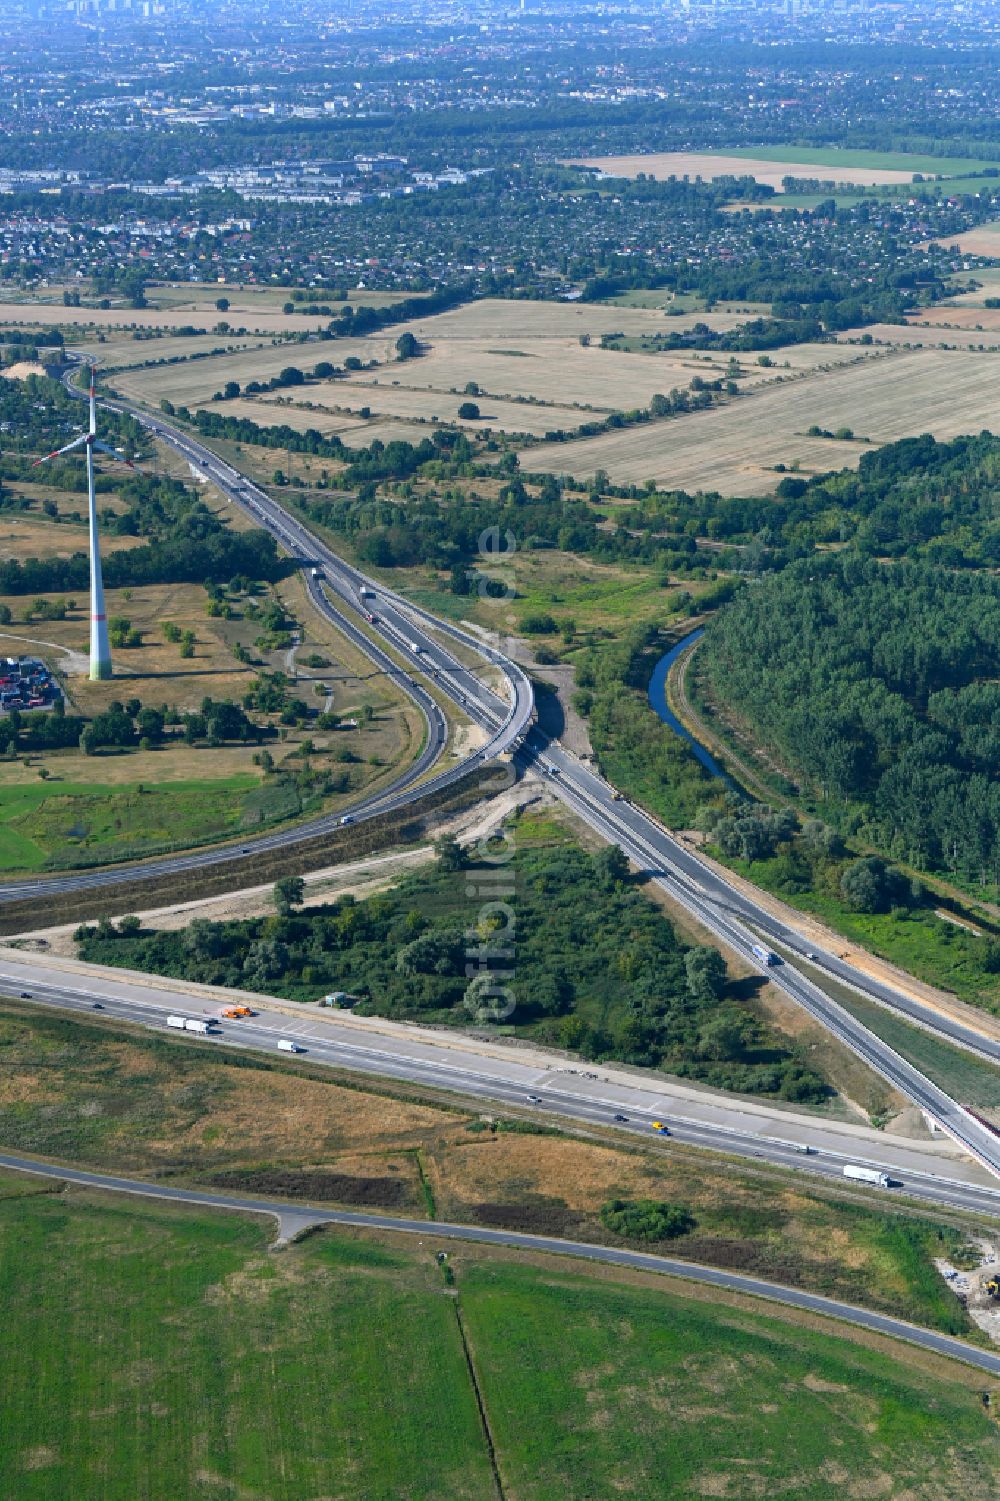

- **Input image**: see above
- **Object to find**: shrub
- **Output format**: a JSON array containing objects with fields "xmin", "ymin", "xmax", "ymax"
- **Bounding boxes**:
[{"xmin": 600, "ymin": 1198, "xmax": 695, "ymax": 1242}]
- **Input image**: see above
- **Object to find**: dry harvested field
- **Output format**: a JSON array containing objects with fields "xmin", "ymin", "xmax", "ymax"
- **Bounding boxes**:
[
  {"xmin": 301, "ymin": 380, "xmax": 587, "ymax": 436},
  {"xmin": 206, "ymin": 396, "xmax": 428, "ymax": 449},
  {"xmin": 837, "ymin": 321, "xmax": 1000, "ymax": 350},
  {"xmin": 907, "ymin": 304, "xmax": 1000, "ymax": 331},
  {"xmin": 111, "ymin": 295, "xmax": 877, "ymax": 442},
  {"xmin": 924, "ymin": 221, "xmax": 1000, "ymax": 257},
  {"xmin": 565, "ymin": 151, "xmax": 922, "ymax": 191},
  {"xmin": 521, "ymin": 346, "xmax": 1000, "ymax": 495},
  {"xmin": 0, "ymin": 301, "xmax": 334, "ymax": 336},
  {"xmin": 395, "ymin": 296, "xmax": 746, "ymax": 341},
  {"xmin": 144, "ymin": 282, "xmax": 417, "ymax": 314},
  {"xmin": 350, "ymin": 339, "xmax": 867, "ymax": 411},
  {"xmin": 110, "ymin": 336, "xmax": 376, "ymax": 409},
  {"xmin": 72, "ymin": 331, "xmax": 273, "ymax": 369},
  {"xmin": 0, "ymin": 515, "xmax": 143, "ymax": 567}
]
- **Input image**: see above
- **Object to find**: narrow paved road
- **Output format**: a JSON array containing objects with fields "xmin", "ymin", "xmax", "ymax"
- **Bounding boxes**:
[{"xmin": 3, "ymin": 1150, "xmax": 998, "ymax": 1378}]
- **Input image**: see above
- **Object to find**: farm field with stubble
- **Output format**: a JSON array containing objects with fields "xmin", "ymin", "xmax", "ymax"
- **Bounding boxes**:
[
  {"xmin": 521, "ymin": 346, "xmax": 1000, "ymax": 494},
  {"xmin": 0, "ymin": 1184, "xmax": 996, "ymax": 1501}
]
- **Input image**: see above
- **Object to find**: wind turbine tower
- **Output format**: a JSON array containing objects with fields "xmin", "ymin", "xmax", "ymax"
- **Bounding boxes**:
[{"xmin": 34, "ymin": 371, "xmax": 128, "ymax": 681}]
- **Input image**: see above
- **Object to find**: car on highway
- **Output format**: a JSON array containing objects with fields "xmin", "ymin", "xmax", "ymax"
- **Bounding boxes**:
[
  {"xmin": 340, "ymin": 814, "xmax": 354, "ymax": 826},
  {"xmin": 19, "ymin": 991, "xmax": 31, "ymax": 999},
  {"xmin": 365, "ymin": 612, "xmax": 377, "ymax": 624},
  {"xmin": 525, "ymin": 1094, "xmax": 542, "ymax": 1103},
  {"xmin": 92, "ymin": 1002, "xmax": 104, "ymax": 1010},
  {"xmin": 613, "ymin": 1113, "xmax": 629, "ymax": 1122},
  {"xmin": 611, "ymin": 790, "xmax": 624, "ymax": 801}
]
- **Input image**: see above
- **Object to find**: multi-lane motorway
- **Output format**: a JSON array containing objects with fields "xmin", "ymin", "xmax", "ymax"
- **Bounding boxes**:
[
  {"xmin": 8, "ymin": 372, "xmax": 1000, "ymax": 1185},
  {"xmin": 3, "ymin": 1148, "xmax": 999, "ymax": 1378},
  {"xmin": 5, "ymin": 949, "xmax": 1000, "ymax": 1224},
  {"xmin": 0, "ymin": 378, "xmax": 534, "ymax": 902}
]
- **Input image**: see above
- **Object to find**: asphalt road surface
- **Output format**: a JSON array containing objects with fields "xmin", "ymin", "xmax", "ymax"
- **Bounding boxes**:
[
  {"xmin": 0, "ymin": 368, "xmax": 533, "ymax": 903},
  {"xmin": 12, "ymin": 370, "xmax": 1000, "ymax": 1186},
  {"xmin": 3, "ymin": 1148, "xmax": 998, "ymax": 1378},
  {"xmin": 532, "ymin": 735, "xmax": 1000, "ymax": 1181},
  {"xmin": 5, "ymin": 953, "xmax": 1000, "ymax": 1223}
]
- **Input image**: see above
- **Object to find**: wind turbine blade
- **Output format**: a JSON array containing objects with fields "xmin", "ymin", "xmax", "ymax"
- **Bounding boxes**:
[
  {"xmin": 31, "ymin": 434, "xmax": 86, "ymax": 467},
  {"xmin": 88, "ymin": 374, "xmax": 97, "ymax": 437},
  {"xmin": 93, "ymin": 441, "xmax": 135, "ymax": 469}
]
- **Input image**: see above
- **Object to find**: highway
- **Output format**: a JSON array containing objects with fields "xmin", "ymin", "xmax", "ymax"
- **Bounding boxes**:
[
  {"xmin": 3, "ymin": 1148, "xmax": 999, "ymax": 1379},
  {"xmin": 8, "ymin": 369, "xmax": 1000, "ymax": 1186},
  {"xmin": 5, "ymin": 951, "xmax": 1000, "ymax": 1222},
  {"xmin": 532, "ymin": 738, "xmax": 1000, "ymax": 1179},
  {"xmin": 0, "ymin": 376, "xmax": 534, "ymax": 901}
]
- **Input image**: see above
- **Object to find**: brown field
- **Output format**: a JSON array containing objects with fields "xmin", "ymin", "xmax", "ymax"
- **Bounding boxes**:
[
  {"xmin": 907, "ymin": 304, "xmax": 1000, "ymax": 330},
  {"xmin": 0, "ymin": 301, "xmax": 335, "ymax": 336},
  {"xmin": 0, "ymin": 514, "xmax": 142, "ymax": 566},
  {"xmin": 521, "ymin": 346, "xmax": 1000, "ymax": 495},
  {"xmin": 0, "ymin": 1003, "xmax": 988, "ymax": 1330},
  {"xmin": 565, "ymin": 151, "xmax": 922, "ymax": 191},
  {"xmin": 201, "ymin": 398, "xmax": 428, "ymax": 449},
  {"xmin": 394, "ymin": 297, "xmax": 728, "ymax": 340},
  {"xmin": 72, "ymin": 331, "xmax": 274, "ymax": 369},
  {"xmin": 108, "ymin": 293, "xmax": 877, "ymax": 443},
  {"xmin": 285, "ymin": 380, "xmax": 588, "ymax": 435},
  {"xmin": 357, "ymin": 338, "xmax": 872, "ymax": 405},
  {"xmin": 838, "ymin": 321, "xmax": 1000, "ymax": 350},
  {"xmin": 0, "ymin": 568, "xmax": 409, "ymax": 728},
  {"xmin": 923, "ymin": 221, "xmax": 1000, "ymax": 257},
  {"xmin": 109, "ymin": 335, "xmax": 379, "ymax": 409},
  {"xmin": 142, "ymin": 281, "xmax": 419, "ymax": 313}
]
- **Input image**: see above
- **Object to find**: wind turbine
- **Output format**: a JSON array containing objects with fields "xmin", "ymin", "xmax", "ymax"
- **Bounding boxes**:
[{"xmin": 33, "ymin": 370, "xmax": 132, "ymax": 681}]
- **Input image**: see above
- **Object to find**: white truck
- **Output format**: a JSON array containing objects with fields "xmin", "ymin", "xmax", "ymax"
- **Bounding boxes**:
[
  {"xmin": 843, "ymin": 1164, "xmax": 891, "ymax": 1188},
  {"xmin": 408, "ymin": 639, "xmax": 422, "ymax": 654},
  {"xmin": 167, "ymin": 1015, "xmax": 212, "ymax": 1034},
  {"xmin": 750, "ymin": 942, "xmax": 779, "ymax": 967},
  {"xmin": 277, "ymin": 1039, "xmax": 303, "ymax": 1053}
]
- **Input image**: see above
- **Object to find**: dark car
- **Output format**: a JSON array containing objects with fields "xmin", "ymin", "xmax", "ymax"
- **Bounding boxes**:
[{"xmin": 613, "ymin": 1113, "xmax": 629, "ymax": 1123}]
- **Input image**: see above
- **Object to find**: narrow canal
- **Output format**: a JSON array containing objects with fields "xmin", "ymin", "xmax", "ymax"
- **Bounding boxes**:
[{"xmin": 647, "ymin": 629, "xmax": 736, "ymax": 788}]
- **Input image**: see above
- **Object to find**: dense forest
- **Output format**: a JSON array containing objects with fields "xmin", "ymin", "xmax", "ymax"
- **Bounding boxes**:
[
  {"xmin": 700, "ymin": 556, "xmax": 1000, "ymax": 885},
  {"xmin": 77, "ymin": 835, "xmax": 828, "ymax": 1102}
]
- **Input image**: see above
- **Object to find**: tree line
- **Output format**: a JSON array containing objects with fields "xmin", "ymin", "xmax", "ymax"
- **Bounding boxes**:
[
  {"xmin": 76, "ymin": 836, "xmax": 827, "ymax": 1102},
  {"xmin": 701, "ymin": 555, "xmax": 1000, "ymax": 885}
]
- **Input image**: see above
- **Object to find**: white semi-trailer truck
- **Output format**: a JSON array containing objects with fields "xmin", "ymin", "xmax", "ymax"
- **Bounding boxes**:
[
  {"xmin": 750, "ymin": 942, "xmax": 779, "ymax": 967},
  {"xmin": 167, "ymin": 1015, "xmax": 211, "ymax": 1034},
  {"xmin": 843, "ymin": 1164, "xmax": 891, "ymax": 1188}
]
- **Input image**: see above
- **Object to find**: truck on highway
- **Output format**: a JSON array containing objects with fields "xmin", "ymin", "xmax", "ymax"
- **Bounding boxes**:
[
  {"xmin": 167, "ymin": 1016, "xmax": 213, "ymax": 1034},
  {"xmin": 277, "ymin": 1039, "xmax": 303, "ymax": 1053},
  {"xmin": 408, "ymin": 639, "xmax": 422, "ymax": 654},
  {"xmin": 359, "ymin": 586, "xmax": 375, "ymax": 599},
  {"xmin": 750, "ymin": 942, "xmax": 779, "ymax": 967},
  {"xmin": 843, "ymin": 1164, "xmax": 891, "ymax": 1188}
]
